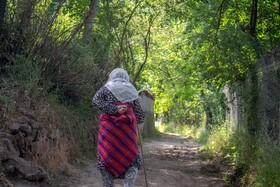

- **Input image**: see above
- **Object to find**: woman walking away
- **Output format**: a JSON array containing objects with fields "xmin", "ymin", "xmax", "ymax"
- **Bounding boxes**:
[{"xmin": 92, "ymin": 68, "xmax": 145, "ymax": 187}]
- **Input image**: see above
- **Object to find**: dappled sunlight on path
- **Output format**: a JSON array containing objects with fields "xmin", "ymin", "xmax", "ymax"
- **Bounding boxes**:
[
  {"xmin": 57, "ymin": 133, "xmax": 228, "ymax": 187},
  {"xmin": 137, "ymin": 133, "xmax": 227, "ymax": 187}
]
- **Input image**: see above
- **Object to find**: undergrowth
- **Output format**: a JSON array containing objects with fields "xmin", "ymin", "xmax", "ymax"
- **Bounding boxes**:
[{"xmin": 0, "ymin": 52, "xmax": 99, "ymax": 178}]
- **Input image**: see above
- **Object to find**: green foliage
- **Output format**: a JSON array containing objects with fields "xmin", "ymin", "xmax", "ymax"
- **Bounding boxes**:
[
  {"xmin": 246, "ymin": 139, "xmax": 280, "ymax": 187},
  {"xmin": 54, "ymin": 42, "xmax": 106, "ymax": 105},
  {"xmin": 0, "ymin": 83, "xmax": 16, "ymax": 113},
  {"xmin": 195, "ymin": 127, "xmax": 211, "ymax": 145},
  {"xmin": 10, "ymin": 55, "xmax": 46, "ymax": 100},
  {"xmin": 43, "ymin": 95, "xmax": 97, "ymax": 159},
  {"xmin": 201, "ymin": 124, "xmax": 280, "ymax": 186},
  {"xmin": 204, "ymin": 124, "xmax": 236, "ymax": 164},
  {"xmin": 0, "ymin": 55, "xmax": 51, "ymax": 108}
]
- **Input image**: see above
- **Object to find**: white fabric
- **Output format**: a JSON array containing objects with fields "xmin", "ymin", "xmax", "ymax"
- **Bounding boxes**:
[{"xmin": 105, "ymin": 68, "xmax": 139, "ymax": 103}]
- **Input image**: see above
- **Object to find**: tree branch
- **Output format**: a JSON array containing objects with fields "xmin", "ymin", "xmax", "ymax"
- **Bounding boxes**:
[
  {"xmin": 132, "ymin": 15, "xmax": 155, "ymax": 84},
  {"xmin": 212, "ymin": 0, "xmax": 227, "ymax": 48},
  {"xmin": 120, "ymin": 1, "xmax": 142, "ymax": 52}
]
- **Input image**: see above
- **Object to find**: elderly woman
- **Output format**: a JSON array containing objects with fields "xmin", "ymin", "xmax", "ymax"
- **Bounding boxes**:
[{"xmin": 92, "ymin": 68, "xmax": 145, "ymax": 187}]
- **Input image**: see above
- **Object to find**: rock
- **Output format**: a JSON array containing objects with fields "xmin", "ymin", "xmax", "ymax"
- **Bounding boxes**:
[
  {"xmin": 14, "ymin": 132, "xmax": 25, "ymax": 148},
  {"xmin": 25, "ymin": 136, "xmax": 33, "ymax": 156},
  {"xmin": 31, "ymin": 130, "xmax": 39, "ymax": 142},
  {"xmin": 1, "ymin": 149, "xmax": 49, "ymax": 183},
  {"xmin": 0, "ymin": 132, "xmax": 15, "ymax": 142},
  {"xmin": 19, "ymin": 124, "xmax": 32, "ymax": 136},
  {"xmin": 24, "ymin": 111, "xmax": 37, "ymax": 121},
  {"xmin": 29, "ymin": 121, "xmax": 40, "ymax": 130},
  {"xmin": 3, "ymin": 159, "xmax": 16, "ymax": 174},
  {"xmin": 30, "ymin": 142, "xmax": 39, "ymax": 155},
  {"xmin": 9, "ymin": 123, "xmax": 20, "ymax": 135},
  {"xmin": 0, "ymin": 173, "xmax": 13, "ymax": 187},
  {"xmin": 3, "ymin": 139, "xmax": 19, "ymax": 156},
  {"xmin": 14, "ymin": 132, "xmax": 26, "ymax": 157}
]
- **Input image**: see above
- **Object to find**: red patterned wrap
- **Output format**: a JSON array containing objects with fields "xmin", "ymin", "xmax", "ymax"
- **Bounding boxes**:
[{"xmin": 98, "ymin": 102, "xmax": 138, "ymax": 177}]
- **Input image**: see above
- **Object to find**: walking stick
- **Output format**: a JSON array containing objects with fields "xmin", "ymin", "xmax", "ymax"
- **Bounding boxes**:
[{"xmin": 137, "ymin": 125, "xmax": 149, "ymax": 187}]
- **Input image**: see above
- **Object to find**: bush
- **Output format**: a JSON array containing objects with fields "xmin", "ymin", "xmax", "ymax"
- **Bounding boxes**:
[
  {"xmin": 10, "ymin": 55, "xmax": 50, "ymax": 107},
  {"xmin": 202, "ymin": 124, "xmax": 280, "ymax": 186},
  {"xmin": 249, "ymin": 140, "xmax": 280, "ymax": 187},
  {"xmin": 203, "ymin": 124, "xmax": 236, "ymax": 164}
]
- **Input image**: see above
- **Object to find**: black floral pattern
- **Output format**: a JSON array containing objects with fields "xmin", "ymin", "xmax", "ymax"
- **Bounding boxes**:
[{"xmin": 92, "ymin": 86, "xmax": 145, "ymax": 123}]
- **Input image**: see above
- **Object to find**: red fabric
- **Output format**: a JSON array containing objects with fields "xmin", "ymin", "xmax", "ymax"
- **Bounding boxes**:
[{"xmin": 98, "ymin": 102, "xmax": 138, "ymax": 177}]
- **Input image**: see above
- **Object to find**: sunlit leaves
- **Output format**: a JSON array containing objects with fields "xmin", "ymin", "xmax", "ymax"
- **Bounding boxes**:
[
  {"xmin": 137, "ymin": 0, "xmax": 279, "ymax": 125},
  {"xmin": 13, "ymin": 0, "xmax": 278, "ymax": 126}
]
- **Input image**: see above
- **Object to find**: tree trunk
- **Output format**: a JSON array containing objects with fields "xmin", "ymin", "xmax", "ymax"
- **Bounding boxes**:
[
  {"xmin": 205, "ymin": 106, "xmax": 213, "ymax": 129},
  {"xmin": 14, "ymin": 0, "xmax": 37, "ymax": 53},
  {"xmin": 82, "ymin": 0, "xmax": 100, "ymax": 41},
  {"xmin": 17, "ymin": 0, "xmax": 38, "ymax": 32},
  {"xmin": 249, "ymin": 0, "xmax": 258, "ymax": 37},
  {"xmin": 246, "ymin": 0, "xmax": 260, "ymax": 164},
  {"xmin": 0, "ymin": 0, "xmax": 7, "ymax": 31},
  {"xmin": 248, "ymin": 0, "xmax": 259, "ymax": 135}
]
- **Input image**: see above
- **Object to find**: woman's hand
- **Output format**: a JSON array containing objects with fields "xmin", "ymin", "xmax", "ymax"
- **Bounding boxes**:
[{"xmin": 117, "ymin": 105, "xmax": 128, "ymax": 114}]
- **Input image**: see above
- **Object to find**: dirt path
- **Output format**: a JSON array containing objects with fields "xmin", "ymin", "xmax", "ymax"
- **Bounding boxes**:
[{"xmin": 58, "ymin": 133, "xmax": 228, "ymax": 187}]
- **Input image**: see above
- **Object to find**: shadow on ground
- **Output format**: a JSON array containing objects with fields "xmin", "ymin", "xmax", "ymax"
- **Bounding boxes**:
[{"xmin": 57, "ymin": 133, "xmax": 228, "ymax": 187}]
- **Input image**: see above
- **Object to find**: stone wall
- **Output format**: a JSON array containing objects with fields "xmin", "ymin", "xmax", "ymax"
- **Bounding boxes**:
[
  {"xmin": 0, "ymin": 108, "xmax": 64, "ymax": 186},
  {"xmin": 224, "ymin": 49, "xmax": 280, "ymax": 143},
  {"xmin": 223, "ymin": 85, "xmax": 241, "ymax": 128},
  {"xmin": 139, "ymin": 90, "xmax": 155, "ymax": 137}
]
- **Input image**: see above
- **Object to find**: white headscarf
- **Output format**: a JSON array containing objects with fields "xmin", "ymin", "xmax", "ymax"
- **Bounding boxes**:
[{"xmin": 105, "ymin": 68, "xmax": 139, "ymax": 103}]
